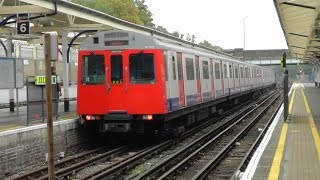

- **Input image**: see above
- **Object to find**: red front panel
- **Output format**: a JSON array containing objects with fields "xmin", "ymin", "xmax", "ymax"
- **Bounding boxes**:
[
  {"xmin": 125, "ymin": 49, "xmax": 167, "ymax": 114},
  {"xmin": 77, "ymin": 49, "xmax": 167, "ymax": 116},
  {"xmin": 177, "ymin": 52, "xmax": 185, "ymax": 107},
  {"xmin": 77, "ymin": 50, "xmax": 110, "ymax": 115},
  {"xmin": 195, "ymin": 56, "xmax": 202, "ymax": 102}
]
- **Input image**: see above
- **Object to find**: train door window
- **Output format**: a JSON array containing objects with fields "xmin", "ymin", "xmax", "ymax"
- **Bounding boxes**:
[
  {"xmin": 229, "ymin": 64, "xmax": 233, "ymax": 78},
  {"xmin": 111, "ymin": 55, "xmax": 123, "ymax": 84},
  {"xmin": 240, "ymin": 67, "xmax": 244, "ymax": 78},
  {"xmin": 202, "ymin": 61, "xmax": 209, "ymax": 79},
  {"xmin": 164, "ymin": 53, "xmax": 168, "ymax": 81},
  {"xmin": 210, "ymin": 60, "xmax": 213, "ymax": 79},
  {"xmin": 224, "ymin": 64, "xmax": 227, "ymax": 78},
  {"xmin": 215, "ymin": 62, "xmax": 220, "ymax": 79},
  {"xmin": 129, "ymin": 53, "xmax": 155, "ymax": 84},
  {"xmin": 177, "ymin": 57, "xmax": 183, "ymax": 80},
  {"xmin": 234, "ymin": 65, "xmax": 239, "ymax": 78},
  {"xmin": 172, "ymin": 56, "xmax": 176, "ymax": 80},
  {"xmin": 81, "ymin": 54, "xmax": 105, "ymax": 84},
  {"xmin": 195, "ymin": 58, "xmax": 200, "ymax": 80},
  {"xmin": 252, "ymin": 68, "xmax": 255, "ymax": 78},
  {"xmin": 245, "ymin": 67, "xmax": 248, "ymax": 78},
  {"xmin": 186, "ymin": 58, "xmax": 195, "ymax": 80}
]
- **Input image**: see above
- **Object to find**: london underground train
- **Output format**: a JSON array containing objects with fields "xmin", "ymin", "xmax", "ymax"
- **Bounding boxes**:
[{"xmin": 77, "ymin": 30, "xmax": 276, "ymax": 134}]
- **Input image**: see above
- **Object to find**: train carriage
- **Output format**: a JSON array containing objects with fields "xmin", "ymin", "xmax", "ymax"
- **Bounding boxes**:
[{"xmin": 77, "ymin": 30, "xmax": 276, "ymax": 134}]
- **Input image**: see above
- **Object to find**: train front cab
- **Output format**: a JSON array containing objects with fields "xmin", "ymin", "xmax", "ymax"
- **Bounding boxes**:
[{"xmin": 77, "ymin": 49, "xmax": 167, "ymax": 133}]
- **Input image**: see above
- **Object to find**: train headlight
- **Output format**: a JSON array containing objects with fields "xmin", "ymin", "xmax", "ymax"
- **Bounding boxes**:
[{"xmin": 143, "ymin": 115, "xmax": 153, "ymax": 120}]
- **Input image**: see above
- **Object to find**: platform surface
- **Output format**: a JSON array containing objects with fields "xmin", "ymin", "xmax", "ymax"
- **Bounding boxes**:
[{"xmin": 247, "ymin": 83, "xmax": 320, "ymax": 180}]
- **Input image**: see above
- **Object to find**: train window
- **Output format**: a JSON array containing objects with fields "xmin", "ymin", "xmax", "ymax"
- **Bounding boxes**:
[
  {"xmin": 215, "ymin": 62, "xmax": 220, "ymax": 79},
  {"xmin": 129, "ymin": 53, "xmax": 155, "ymax": 84},
  {"xmin": 186, "ymin": 58, "xmax": 195, "ymax": 80},
  {"xmin": 229, "ymin": 64, "xmax": 233, "ymax": 78},
  {"xmin": 81, "ymin": 55, "xmax": 105, "ymax": 85},
  {"xmin": 202, "ymin": 61, "xmax": 209, "ymax": 79},
  {"xmin": 224, "ymin": 64, "xmax": 227, "ymax": 78},
  {"xmin": 234, "ymin": 66, "xmax": 239, "ymax": 78},
  {"xmin": 111, "ymin": 55, "xmax": 123, "ymax": 84},
  {"xmin": 172, "ymin": 56, "xmax": 176, "ymax": 80}
]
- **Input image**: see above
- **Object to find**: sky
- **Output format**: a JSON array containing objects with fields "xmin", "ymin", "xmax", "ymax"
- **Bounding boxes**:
[{"xmin": 144, "ymin": 0, "xmax": 288, "ymax": 50}]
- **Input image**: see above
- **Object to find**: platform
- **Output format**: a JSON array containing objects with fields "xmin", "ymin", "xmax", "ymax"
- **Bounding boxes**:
[
  {"xmin": 241, "ymin": 83, "xmax": 320, "ymax": 180},
  {"xmin": 0, "ymin": 85, "xmax": 78, "ymax": 132}
]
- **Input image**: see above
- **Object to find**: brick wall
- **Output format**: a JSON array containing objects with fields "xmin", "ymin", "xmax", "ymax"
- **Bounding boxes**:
[{"xmin": 0, "ymin": 119, "xmax": 92, "ymax": 177}]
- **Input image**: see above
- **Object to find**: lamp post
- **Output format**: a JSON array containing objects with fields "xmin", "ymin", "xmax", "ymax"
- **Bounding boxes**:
[{"xmin": 243, "ymin": 16, "xmax": 247, "ymax": 50}]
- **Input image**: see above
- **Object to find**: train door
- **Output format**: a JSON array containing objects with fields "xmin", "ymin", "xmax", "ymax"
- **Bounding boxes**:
[
  {"xmin": 210, "ymin": 59, "xmax": 215, "ymax": 99},
  {"xmin": 239, "ymin": 64, "xmax": 244, "ymax": 92},
  {"xmin": 234, "ymin": 63, "xmax": 240, "ymax": 93},
  {"xmin": 200, "ymin": 57, "xmax": 211, "ymax": 102},
  {"xmin": 195, "ymin": 56, "xmax": 202, "ymax": 103},
  {"xmin": 228, "ymin": 62, "xmax": 234, "ymax": 94},
  {"xmin": 106, "ymin": 52, "xmax": 127, "ymax": 112},
  {"xmin": 166, "ymin": 51, "xmax": 179, "ymax": 111},
  {"xmin": 213, "ymin": 60, "xmax": 223, "ymax": 98},
  {"xmin": 78, "ymin": 50, "xmax": 109, "ymax": 114},
  {"xmin": 222, "ymin": 61, "xmax": 229, "ymax": 96},
  {"xmin": 177, "ymin": 52, "xmax": 186, "ymax": 107},
  {"xmin": 183, "ymin": 54, "xmax": 197, "ymax": 106}
]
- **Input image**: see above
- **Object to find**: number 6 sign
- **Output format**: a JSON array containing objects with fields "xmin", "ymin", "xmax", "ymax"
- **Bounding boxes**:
[{"xmin": 17, "ymin": 21, "xmax": 30, "ymax": 35}]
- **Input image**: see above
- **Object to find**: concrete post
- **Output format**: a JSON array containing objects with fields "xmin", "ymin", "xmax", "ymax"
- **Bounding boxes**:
[{"xmin": 62, "ymin": 30, "xmax": 70, "ymax": 112}]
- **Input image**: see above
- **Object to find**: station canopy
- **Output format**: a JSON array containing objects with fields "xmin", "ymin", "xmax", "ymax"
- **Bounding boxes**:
[
  {"xmin": 274, "ymin": 0, "xmax": 320, "ymax": 62},
  {"xmin": 0, "ymin": 0, "xmax": 182, "ymax": 45}
]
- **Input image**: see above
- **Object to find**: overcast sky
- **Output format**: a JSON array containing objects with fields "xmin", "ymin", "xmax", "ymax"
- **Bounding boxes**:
[{"xmin": 144, "ymin": 0, "xmax": 288, "ymax": 50}]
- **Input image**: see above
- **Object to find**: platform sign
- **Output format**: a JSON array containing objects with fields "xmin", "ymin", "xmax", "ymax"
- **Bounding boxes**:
[
  {"xmin": 35, "ymin": 76, "xmax": 57, "ymax": 85},
  {"xmin": 0, "ymin": 58, "xmax": 24, "ymax": 89},
  {"xmin": 17, "ymin": 21, "xmax": 30, "ymax": 35}
]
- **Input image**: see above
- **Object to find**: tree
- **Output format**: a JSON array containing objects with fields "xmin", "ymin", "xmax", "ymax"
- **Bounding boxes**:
[
  {"xmin": 72, "ymin": 0, "xmax": 146, "ymax": 25},
  {"xmin": 135, "ymin": 0, "xmax": 154, "ymax": 27},
  {"xmin": 156, "ymin": 26, "xmax": 169, "ymax": 33},
  {"xmin": 199, "ymin": 40, "xmax": 215, "ymax": 49},
  {"xmin": 172, "ymin": 31, "xmax": 180, "ymax": 38}
]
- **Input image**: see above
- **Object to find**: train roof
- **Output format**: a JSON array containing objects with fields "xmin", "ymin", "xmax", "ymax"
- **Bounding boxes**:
[{"xmin": 79, "ymin": 30, "xmax": 273, "ymax": 71}]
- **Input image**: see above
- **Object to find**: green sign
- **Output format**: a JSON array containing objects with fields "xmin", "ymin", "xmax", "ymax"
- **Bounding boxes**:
[{"xmin": 35, "ymin": 76, "xmax": 57, "ymax": 85}]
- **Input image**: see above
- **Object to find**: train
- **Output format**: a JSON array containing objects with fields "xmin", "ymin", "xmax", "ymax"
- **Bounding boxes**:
[{"xmin": 77, "ymin": 30, "xmax": 276, "ymax": 135}]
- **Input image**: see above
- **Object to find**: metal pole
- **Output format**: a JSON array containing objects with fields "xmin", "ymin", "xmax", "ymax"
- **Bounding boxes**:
[
  {"xmin": 284, "ymin": 68, "xmax": 288, "ymax": 122},
  {"xmin": 7, "ymin": 34, "xmax": 14, "ymax": 112},
  {"xmin": 62, "ymin": 29, "xmax": 70, "ymax": 112},
  {"xmin": 44, "ymin": 34, "xmax": 55, "ymax": 180}
]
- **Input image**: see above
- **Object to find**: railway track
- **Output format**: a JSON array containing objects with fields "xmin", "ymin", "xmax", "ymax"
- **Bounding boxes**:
[
  {"xmin": 12, "ymin": 145, "xmax": 131, "ymax": 180},
  {"xmin": 134, "ymin": 90, "xmax": 281, "ymax": 180},
  {"xmin": 9, "ymin": 90, "xmax": 277, "ymax": 180},
  {"xmin": 79, "ymin": 90, "xmax": 277, "ymax": 180}
]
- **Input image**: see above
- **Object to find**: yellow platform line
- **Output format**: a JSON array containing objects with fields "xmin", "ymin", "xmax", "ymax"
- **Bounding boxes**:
[
  {"xmin": 288, "ymin": 87, "xmax": 296, "ymax": 114},
  {"xmin": 268, "ymin": 86, "xmax": 296, "ymax": 180},
  {"xmin": 301, "ymin": 88, "xmax": 320, "ymax": 160}
]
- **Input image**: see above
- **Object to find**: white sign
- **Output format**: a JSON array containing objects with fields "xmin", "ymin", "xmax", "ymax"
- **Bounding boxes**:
[{"xmin": 0, "ymin": 58, "xmax": 24, "ymax": 89}]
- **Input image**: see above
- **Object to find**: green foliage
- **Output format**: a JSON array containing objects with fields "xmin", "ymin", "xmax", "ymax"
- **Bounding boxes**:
[
  {"xmin": 72, "ymin": 0, "xmax": 153, "ymax": 26},
  {"xmin": 199, "ymin": 40, "xmax": 215, "ymax": 49},
  {"xmin": 135, "ymin": 0, "xmax": 154, "ymax": 27}
]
